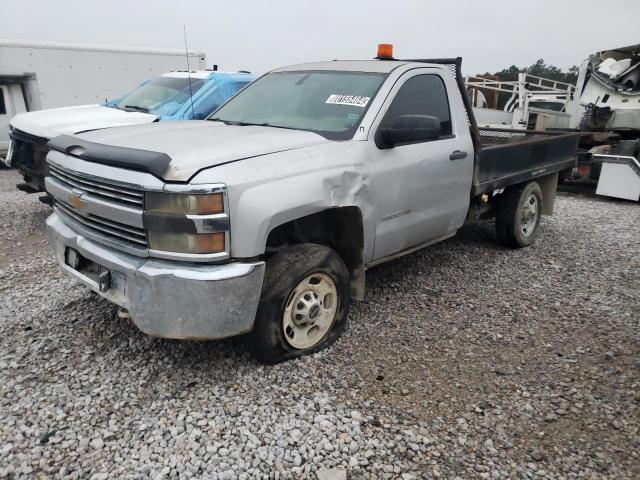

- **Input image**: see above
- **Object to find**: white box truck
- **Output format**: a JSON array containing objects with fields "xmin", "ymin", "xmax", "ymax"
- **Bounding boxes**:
[{"xmin": 0, "ymin": 40, "xmax": 206, "ymax": 161}]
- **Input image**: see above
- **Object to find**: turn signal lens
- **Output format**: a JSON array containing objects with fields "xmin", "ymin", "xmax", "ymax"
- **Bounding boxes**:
[
  {"xmin": 196, "ymin": 193, "xmax": 224, "ymax": 215},
  {"xmin": 148, "ymin": 231, "xmax": 225, "ymax": 254},
  {"xmin": 194, "ymin": 232, "xmax": 225, "ymax": 253},
  {"xmin": 376, "ymin": 43, "xmax": 394, "ymax": 59},
  {"xmin": 146, "ymin": 192, "xmax": 224, "ymax": 215}
]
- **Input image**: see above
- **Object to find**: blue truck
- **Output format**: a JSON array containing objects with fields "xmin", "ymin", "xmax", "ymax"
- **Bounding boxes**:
[{"xmin": 6, "ymin": 70, "xmax": 254, "ymax": 192}]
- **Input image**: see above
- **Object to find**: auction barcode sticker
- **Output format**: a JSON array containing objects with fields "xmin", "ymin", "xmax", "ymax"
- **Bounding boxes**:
[{"xmin": 325, "ymin": 94, "xmax": 371, "ymax": 107}]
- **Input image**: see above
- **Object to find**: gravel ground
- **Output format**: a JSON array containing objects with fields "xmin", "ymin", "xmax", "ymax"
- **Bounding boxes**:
[{"xmin": 0, "ymin": 168, "xmax": 638, "ymax": 479}]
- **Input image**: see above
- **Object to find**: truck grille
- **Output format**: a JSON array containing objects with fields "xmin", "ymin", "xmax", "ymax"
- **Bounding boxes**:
[
  {"xmin": 49, "ymin": 163, "xmax": 144, "ymax": 207},
  {"xmin": 10, "ymin": 129, "xmax": 49, "ymax": 188},
  {"xmin": 48, "ymin": 163, "xmax": 148, "ymax": 252},
  {"xmin": 55, "ymin": 200, "xmax": 148, "ymax": 247}
]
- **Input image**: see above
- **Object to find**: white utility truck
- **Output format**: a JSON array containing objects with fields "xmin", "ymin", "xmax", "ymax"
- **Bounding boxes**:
[
  {"xmin": 0, "ymin": 40, "xmax": 206, "ymax": 162},
  {"xmin": 45, "ymin": 46, "xmax": 579, "ymax": 363},
  {"xmin": 466, "ymin": 73, "xmax": 574, "ymax": 130}
]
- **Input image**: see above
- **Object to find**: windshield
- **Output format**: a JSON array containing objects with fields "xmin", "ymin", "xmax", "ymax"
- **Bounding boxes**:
[
  {"xmin": 210, "ymin": 71, "xmax": 387, "ymax": 139},
  {"xmin": 114, "ymin": 76, "xmax": 205, "ymax": 115},
  {"xmin": 528, "ymin": 101, "xmax": 565, "ymax": 112}
]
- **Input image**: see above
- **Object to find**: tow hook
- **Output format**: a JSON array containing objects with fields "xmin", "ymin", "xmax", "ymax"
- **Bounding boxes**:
[
  {"xmin": 98, "ymin": 270, "xmax": 111, "ymax": 292},
  {"xmin": 117, "ymin": 308, "xmax": 131, "ymax": 321}
]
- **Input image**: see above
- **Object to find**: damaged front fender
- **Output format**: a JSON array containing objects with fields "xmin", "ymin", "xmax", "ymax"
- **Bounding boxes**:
[{"xmin": 190, "ymin": 140, "xmax": 376, "ymax": 263}]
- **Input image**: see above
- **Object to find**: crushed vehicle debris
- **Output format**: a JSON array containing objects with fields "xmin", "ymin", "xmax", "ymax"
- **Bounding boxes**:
[
  {"xmin": 566, "ymin": 44, "xmax": 640, "ymax": 201},
  {"xmin": 570, "ymin": 43, "xmax": 640, "ymax": 134}
]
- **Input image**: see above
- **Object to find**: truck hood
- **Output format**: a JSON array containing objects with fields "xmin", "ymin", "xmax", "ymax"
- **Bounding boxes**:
[
  {"xmin": 10, "ymin": 105, "xmax": 157, "ymax": 140},
  {"xmin": 75, "ymin": 121, "xmax": 330, "ymax": 181}
]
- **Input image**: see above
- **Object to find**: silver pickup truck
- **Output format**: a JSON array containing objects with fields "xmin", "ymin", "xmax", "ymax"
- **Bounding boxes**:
[{"xmin": 44, "ymin": 51, "xmax": 579, "ymax": 363}]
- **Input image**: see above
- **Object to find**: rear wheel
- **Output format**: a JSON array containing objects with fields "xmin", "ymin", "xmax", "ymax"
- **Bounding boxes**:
[
  {"xmin": 495, "ymin": 181, "xmax": 543, "ymax": 248},
  {"xmin": 246, "ymin": 243, "xmax": 350, "ymax": 364}
]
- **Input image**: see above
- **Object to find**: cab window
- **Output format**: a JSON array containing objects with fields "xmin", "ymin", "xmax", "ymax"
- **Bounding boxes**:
[{"xmin": 380, "ymin": 74, "xmax": 453, "ymax": 138}]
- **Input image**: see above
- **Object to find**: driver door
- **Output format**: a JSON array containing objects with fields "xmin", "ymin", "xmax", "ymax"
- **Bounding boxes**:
[{"xmin": 367, "ymin": 69, "xmax": 474, "ymax": 262}]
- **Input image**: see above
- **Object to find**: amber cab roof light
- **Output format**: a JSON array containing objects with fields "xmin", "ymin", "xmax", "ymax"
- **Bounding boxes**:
[{"xmin": 375, "ymin": 43, "xmax": 394, "ymax": 60}]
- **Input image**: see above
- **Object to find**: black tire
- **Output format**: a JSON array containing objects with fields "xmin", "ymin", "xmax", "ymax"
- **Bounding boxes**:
[
  {"xmin": 246, "ymin": 243, "xmax": 350, "ymax": 364},
  {"xmin": 495, "ymin": 181, "xmax": 543, "ymax": 248}
]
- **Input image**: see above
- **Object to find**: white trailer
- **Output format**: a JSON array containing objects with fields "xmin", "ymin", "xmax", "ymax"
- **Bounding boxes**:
[{"xmin": 0, "ymin": 40, "xmax": 206, "ymax": 160}]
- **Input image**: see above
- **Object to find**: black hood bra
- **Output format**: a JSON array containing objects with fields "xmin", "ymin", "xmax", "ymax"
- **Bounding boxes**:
[{"xmin": 48, "ymin": 134, "xmax": 171, "ymax": 178}]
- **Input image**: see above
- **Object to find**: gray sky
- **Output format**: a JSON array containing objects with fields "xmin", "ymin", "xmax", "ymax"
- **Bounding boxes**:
[{"xmin": 3, "ymin": 0, "xmax": 639, "ymax": 75}]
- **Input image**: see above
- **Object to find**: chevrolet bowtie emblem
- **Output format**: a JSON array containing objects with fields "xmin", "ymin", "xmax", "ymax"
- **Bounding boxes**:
[{"xmin": 68, "ymin": 192, "xmax": 87, "ymax": 210}]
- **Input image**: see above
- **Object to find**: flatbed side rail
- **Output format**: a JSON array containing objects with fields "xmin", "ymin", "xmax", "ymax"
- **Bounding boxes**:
[
  {"xmin": 478, "ymin": 127, "xmax": 578, "ymax": 137},
  {"xmin": 472, "ymin": 131, "xmax": 580, "ymax": 196}
]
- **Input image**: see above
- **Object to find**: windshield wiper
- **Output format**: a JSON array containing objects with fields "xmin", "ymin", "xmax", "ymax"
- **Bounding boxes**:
[
  {"xmin": 255, "ymin": 122, "xmax": 297, "ymax": 130},
  {"xmin": 209, "ymin": 117, "xmax": 248, "ymax": 126},
  {"xmin": 124, "ymin": 105, "xmax": 150, "ymax": 113},
  {"xmin": 210, "ymin": 118, "xmax": 293, "ymax": 129},
  {"xmin": 209, "ymin": 118, "xmax": 299, "ymax": 130}
]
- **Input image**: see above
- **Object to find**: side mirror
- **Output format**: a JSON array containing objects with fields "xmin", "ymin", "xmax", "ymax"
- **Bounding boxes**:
[{"xmin": 378, "ymin": 114, "xmax": 442, "ymax": 149}]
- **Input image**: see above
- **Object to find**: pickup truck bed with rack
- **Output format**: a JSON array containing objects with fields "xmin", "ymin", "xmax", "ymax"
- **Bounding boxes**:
[{"xmin": 44, "ymin": 46, "xmax": 579, "ymax": 363}]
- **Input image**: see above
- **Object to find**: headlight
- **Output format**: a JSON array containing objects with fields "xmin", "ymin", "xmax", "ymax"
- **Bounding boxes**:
[
  {"xmin": 146, "ymin": 192, "xmax": 224, "ymax": 215},
  {"xmin": 144, "ymin": 188, "xmax": 229, "ymax": 258},
  {"xmin": 147, "ymin": 231, "xmax": 225, "ymax": 254}
]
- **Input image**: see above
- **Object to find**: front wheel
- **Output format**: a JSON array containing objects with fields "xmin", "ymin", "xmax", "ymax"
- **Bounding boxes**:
[
  {"xmin": 495, "ymin": 181, "xmax": 543, "ymax": 248},
  {"xmin": 246, "ymin": 243, "xmax": 350, "ymax": 364}
]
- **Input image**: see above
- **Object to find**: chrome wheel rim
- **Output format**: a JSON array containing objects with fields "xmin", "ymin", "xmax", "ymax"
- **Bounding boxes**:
[
  {"xmin": 520, "ymin": 193, "xmax": 539, "ymax": 238},
  {"xmin": 282, "ymin": 273, "xmax": 338, "ymax": 350}
]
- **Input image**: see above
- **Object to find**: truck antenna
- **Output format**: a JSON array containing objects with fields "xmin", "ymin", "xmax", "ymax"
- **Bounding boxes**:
[{"xmin": 183, "ymin": 25, "xmax": 196, "ymax": 119}]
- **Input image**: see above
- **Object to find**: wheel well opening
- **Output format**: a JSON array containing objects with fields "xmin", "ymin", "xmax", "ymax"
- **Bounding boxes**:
[{"xmin": 265, "ymin": 207, "xmax": 365, "ymax": 299}]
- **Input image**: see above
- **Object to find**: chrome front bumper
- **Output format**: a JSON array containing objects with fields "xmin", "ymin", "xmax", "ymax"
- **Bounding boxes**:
[{"xmin": 47, "ymin": 213, "xmax": 265, "ymax": 339}]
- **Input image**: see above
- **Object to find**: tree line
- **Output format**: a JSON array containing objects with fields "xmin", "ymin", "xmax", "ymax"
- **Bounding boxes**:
[{"xmin": 478, "ymin": 59, "xmax": 579, "ymax": 85}]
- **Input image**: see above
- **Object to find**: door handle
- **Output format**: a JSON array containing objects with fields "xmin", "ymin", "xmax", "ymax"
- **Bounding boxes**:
[{"xmin": 449, "ymin": 150, "xmax": 468, "ymax": 160}]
